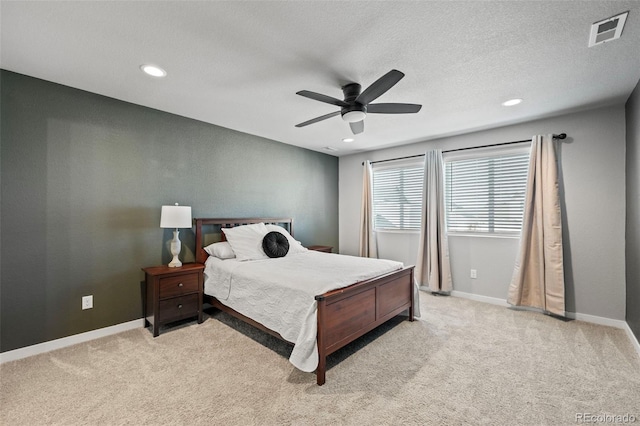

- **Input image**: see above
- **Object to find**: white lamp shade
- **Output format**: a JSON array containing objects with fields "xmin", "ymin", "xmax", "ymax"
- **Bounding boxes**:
[{"xmin": 160, "ymin": 205, "xmax": 192, "ymax": 228}]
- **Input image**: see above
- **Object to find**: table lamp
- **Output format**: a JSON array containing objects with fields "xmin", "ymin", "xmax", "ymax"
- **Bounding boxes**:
[{"xmin": 160, "ymin": 203, "xmax": 192, "ymax": 267}]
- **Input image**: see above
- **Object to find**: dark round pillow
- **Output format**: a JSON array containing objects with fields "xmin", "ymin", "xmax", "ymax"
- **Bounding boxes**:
[{"xmin": 262, "ymin": 231, "xmax": 290, "ymax": 258}]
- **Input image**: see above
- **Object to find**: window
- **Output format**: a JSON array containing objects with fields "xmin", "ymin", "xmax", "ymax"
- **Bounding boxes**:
[
  {"xmin": 444, "ymin": 146, "xmax": 530, "ymax": 235},
  {"xmin": 372, "ymin": 160, "xmax": 424, "ymax": 231}
]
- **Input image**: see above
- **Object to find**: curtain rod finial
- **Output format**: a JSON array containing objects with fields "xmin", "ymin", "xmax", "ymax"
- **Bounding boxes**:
[{"xmin": 555, "ymin": 133, "xmax": 567, "ymax": 139}]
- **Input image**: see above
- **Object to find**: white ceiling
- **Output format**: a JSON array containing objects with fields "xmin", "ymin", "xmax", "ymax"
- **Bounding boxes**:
[{"xmin": 2, "ymin": 1, "xmax": 640, "ymax": 156}]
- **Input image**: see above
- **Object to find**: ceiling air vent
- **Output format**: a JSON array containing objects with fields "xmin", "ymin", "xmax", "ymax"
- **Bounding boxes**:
[{"xmin": 589, "ymin": 11, "xmax": 628, "ymax": 47}]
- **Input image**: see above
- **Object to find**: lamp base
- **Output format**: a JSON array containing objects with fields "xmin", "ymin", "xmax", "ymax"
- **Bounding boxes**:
[
  {"xmin": 168, "ymin": 256, "xmax": 183, "ymax": 268},
  {"xmin": 168, "ymin": 230, "xmax": 183, "ymax": 268}
]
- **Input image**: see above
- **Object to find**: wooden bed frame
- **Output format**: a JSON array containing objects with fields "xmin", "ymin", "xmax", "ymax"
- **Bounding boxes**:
[{"xmin": 194, "ymin": 217, "xmax": 415, "ymax": 385}]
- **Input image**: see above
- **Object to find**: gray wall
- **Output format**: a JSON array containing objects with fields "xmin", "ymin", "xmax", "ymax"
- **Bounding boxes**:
[
  {"xmin": 340, "ymin": 105, "xmax": 627, "ymax": 320},
  {"xmin": 626, "ymin": 79, "xmax": 640, "ymax": 340},
  {"xmin": 0, "ymin": 70, "xmax": 339, "ymax": 352}
]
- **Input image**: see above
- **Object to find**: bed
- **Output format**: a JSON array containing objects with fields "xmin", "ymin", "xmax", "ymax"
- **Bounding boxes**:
[{"xmin": 195, "ymin": 217, "xmax": 416, "ymax": 385}]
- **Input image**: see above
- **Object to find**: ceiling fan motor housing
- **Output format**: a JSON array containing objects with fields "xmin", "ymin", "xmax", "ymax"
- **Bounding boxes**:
[{"xmin": 341, "ymin": 83, "xmax": 367, "ymax": 122}]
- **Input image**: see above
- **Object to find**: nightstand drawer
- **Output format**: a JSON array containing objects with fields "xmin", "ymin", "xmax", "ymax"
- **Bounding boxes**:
[
  {"xmin": 158, "ymin": 294, "xmax": 199, "ymax": 323},
  {"xmin": 159, "ymin": 273, "xmax": 199, "ymax": 299}
]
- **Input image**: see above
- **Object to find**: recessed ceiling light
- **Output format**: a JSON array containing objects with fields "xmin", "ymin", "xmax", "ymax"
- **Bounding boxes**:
[
  {"xmin": 502, "ymin": 98, "xmax": 522, "ymax": 107},
  {"xmin": 140, "ymin": 64, "xmax": 167, "ymax": 78},
  {"xmin": 323, "ymin": 146, "xmax": 338, "ymax": 152},
  {"xmin": 342, "ymin": 138, "xmax": 355, "ymax": 143}
]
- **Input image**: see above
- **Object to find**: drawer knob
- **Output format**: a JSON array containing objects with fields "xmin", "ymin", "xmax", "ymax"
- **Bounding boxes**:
[
  {"xmin": 178, "ymin": 283, "xmax": 183, "ymax": 287},
  {"xmin": 178, "ymin": 304, "xmax": 183, "ymax": 309}
]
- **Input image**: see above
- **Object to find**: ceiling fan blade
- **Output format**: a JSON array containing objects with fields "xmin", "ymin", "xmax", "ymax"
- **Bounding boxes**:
[
  {"xmin": 296, "ymin": 90, "xmax": 349, "ymax": 107},
  {"xmin": 367, "ymin": 103, "xmax": 422, "ymax": 114},
  {"xmin": 355, "ymin": 70, "xmax": 405, "ymax": 105},
  {"xmin": 295, "ymin": 110, "xmax": 341, "ymax": 127},
  {"xmin": 350, "ymin": 120, "xmax": 364, "ymax": 135}
]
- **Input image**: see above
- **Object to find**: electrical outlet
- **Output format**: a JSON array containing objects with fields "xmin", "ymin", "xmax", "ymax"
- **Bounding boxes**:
[
  {"xmin": 82, "ymin": 295, "xmax": 93, "ymax": 310},
  {"xmin": 470, "ymin": 269, "xmax": 477, "ymax": 279}
]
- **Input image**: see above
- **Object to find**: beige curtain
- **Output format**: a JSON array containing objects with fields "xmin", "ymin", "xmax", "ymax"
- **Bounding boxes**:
[
  {"xmin": 416, "ymin": 150, "xmax": 452, "ymax": 292},
  {"xmin": 359, "ymin": 160, "xmax": 378, "ymax": 258},
  {"xmin": 508, "ymin": 135, "xmax": 565, "ymax": 316}
]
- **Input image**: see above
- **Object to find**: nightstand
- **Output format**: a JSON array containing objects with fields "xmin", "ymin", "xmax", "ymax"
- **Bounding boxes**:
[
  {"xmin": 308, "ymin": 245, "xmax": 333, "ymax": 253},
  {"xmin": 142, "ymin": 263, "xmax": 205, "ymax": 337}
]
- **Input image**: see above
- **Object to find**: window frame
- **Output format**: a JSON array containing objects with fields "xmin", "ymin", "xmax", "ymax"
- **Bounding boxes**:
[
  {"xmin": 443, "ymin": 143, "xmax": 531, "ymax": 237},
  {"xmin": 371, "ymin": 157, "xmax": 425, "ymax": 233}
]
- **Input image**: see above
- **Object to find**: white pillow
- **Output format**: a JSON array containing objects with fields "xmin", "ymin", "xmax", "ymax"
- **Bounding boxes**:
[
  {"xmin": 265, "ymin": 224, "xmax": 308, "ymax": 255},
  {"xmin": 204, "ymin": 241, "xmax": 236, "ymax": 259},
  {"xmin": 222, "ymin": 223, "xmax": 269, "ymax": 261}
]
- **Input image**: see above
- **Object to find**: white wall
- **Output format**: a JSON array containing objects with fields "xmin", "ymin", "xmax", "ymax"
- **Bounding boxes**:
[{"xmin": 339, "ymin": 105, "xmax": 626, "ymax": 320}]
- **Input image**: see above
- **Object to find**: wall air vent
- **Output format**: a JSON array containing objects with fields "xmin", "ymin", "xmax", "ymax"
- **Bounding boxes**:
[{"xmin": 589, "ymin": 11, "xmax": 628, "ymax": 47}]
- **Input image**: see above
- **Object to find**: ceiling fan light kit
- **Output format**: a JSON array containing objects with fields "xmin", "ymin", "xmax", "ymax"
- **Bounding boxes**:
[
  {"xmin": 342, "ymin": 110, "xmax": 366, "ymax": 123},
  {"xmin": 295, "ymin": 69, "xmax": 422, "ymax": 135}
]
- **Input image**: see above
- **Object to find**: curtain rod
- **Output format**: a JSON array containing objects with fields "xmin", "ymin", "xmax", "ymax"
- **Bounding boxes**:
[{"xmin": 363, "ymin": 133, "xmax": 567, "ymax": 166}]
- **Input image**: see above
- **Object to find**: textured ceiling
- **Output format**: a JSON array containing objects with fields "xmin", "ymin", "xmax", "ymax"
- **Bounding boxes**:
[{"xmin": 2, "ymin": 1, "xmax": 640, "ymax": 156}]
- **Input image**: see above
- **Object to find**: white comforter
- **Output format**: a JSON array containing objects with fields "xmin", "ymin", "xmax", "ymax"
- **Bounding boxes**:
[{"xmin": 204, "ymin": 251, "xmax": 407, "ymax": 372}]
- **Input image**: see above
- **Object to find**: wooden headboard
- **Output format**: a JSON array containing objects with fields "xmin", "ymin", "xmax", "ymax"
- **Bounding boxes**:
[{"xmin": 194, "ymin": 218, "xmax": 294, "ymax": 264}]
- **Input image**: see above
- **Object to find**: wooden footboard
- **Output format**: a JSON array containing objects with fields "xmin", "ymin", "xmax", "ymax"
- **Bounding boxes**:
[
  {"xmin": 205, "ymin": 265, "xmax": 415, "ymax": 386},
  {"xmin": 315, "ymin": 265, "xmax": 415, "ymax": 385}
]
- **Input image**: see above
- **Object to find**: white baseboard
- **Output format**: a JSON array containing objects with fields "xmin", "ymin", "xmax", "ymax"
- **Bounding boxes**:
[
  {"xmin": 450, "ymin": 290, "xmax": 510, "ymax": 308},
  {"xmin": 564, "ymin": 311, "xmax": 628, "ymax": 329},
  {"xmin": 0, "ymin": 318, "xmax": 145, "ymax": 364},
  {"xmin": 624, "ymin": 323, "xmax": 640, "ymax": 356},
  {"xmin": 447, "ymin": 290, "xmax": 640, "ymax": 358}
]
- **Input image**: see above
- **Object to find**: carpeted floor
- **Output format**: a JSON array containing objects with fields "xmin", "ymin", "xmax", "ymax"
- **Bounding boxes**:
[{"xmin": 1, "ymin": 294, "xmax": 639, "ymax": 425}]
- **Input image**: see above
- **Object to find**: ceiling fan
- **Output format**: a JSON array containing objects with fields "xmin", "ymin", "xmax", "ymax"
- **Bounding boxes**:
[{"xmin": 295, "ymin": 69, "xmax": 422, "ymax": 135}]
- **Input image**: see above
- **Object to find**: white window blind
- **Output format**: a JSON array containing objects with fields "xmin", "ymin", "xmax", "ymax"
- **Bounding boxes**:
[
  {"xmin": 372, "ymin": 161, "xmax": 424, "ymax": 231},
  {"xmin": 444, "ymin": 148, "xmax": 530, "ymax": 234}
]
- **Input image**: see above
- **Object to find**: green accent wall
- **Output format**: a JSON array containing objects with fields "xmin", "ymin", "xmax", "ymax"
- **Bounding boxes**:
[
  {"xmin": 0, "ymin": 70, "xmax": 338, "ymax": 352},
  {"xmin": 626, "ymin": 77, "xmax": 640, "ymax": 342}
]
